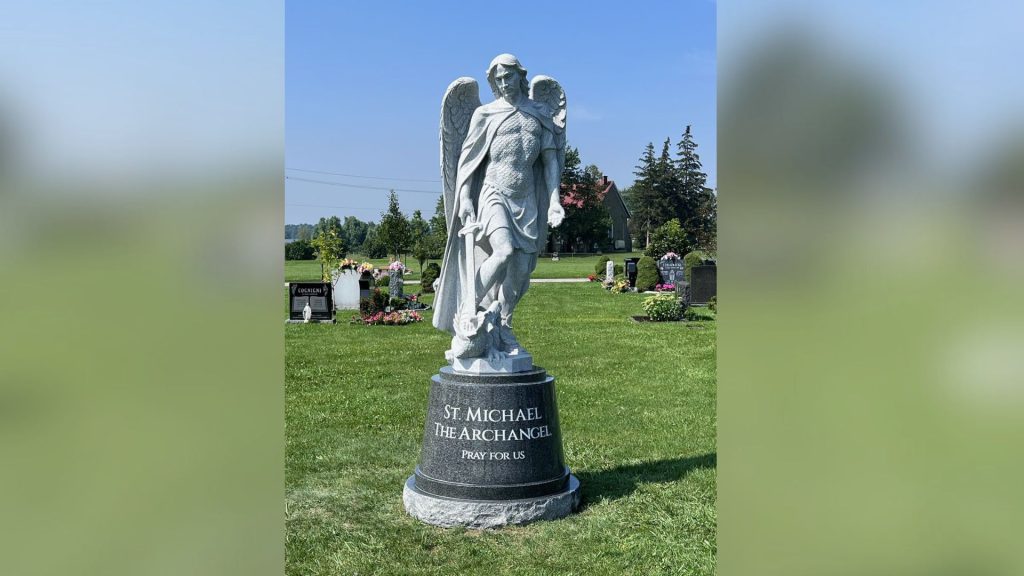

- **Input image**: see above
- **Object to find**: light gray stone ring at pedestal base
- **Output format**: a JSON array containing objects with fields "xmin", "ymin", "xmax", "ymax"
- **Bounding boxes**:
[{"xmin": 403, "ymin": 474, "xmax": 581, "ymax": 529}]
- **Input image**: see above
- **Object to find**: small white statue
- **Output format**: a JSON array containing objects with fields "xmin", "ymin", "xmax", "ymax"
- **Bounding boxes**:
[
  {"xmin": 302, "ymin": 301, "xmax": 312, "ymax": 323},
  {"xmin": 434, "ymin": 54, "xmax": 567, "ymax": 364}
]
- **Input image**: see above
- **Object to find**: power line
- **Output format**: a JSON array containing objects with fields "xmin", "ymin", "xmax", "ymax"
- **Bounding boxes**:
[
  {"xmin": 286, "ymin": 175, "xmax": 440, "ymax": 194},
  {"xmin": 287, "ymin": 167, "xmax": 440, "ymax": 184},
  {"xmin": 286, "ymin": 202, "xmax": 379, "ymax": 212}
]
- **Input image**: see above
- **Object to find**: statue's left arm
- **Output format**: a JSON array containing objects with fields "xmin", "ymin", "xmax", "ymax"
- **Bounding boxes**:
[
  {"xmin": 542, "ymin": 148, "xmax": 564, "ymax": 228},
  {"xmin": 529, "ymin": 76, "xmax": 567, "ymax": 230}
]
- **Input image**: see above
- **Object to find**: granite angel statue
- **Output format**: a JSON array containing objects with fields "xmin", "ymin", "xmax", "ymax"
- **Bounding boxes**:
[{"xmin": 433, "ymin": 54, "xmax": 567, "ymax": 368}]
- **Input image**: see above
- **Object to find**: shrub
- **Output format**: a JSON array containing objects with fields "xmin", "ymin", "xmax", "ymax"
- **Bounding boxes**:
[
  {"xmin": 388, "ymin": 296, "xmax": 407, "ymax": 311},
  {"xmin": 642, "ymin": 294, "xmax": 684, "ymax": 321},
  {"xmin": 614, "ymin": 263, "xmax": 623, "ymax": 276},
  {"xmin": 421, "ymin": 262, "xmax": 441, "ymax": 293},
  {"xmin": 359, "ymin": 288, "xmax": 389, "ymax": 316},
  {"xmin": 375, "ymin": 274, "xmax": 391, "ymax": 288},
  {"xmin": 635, "ymin": 256, "xmax": 660, "ymax": 292},
  {"xmin": 684, "ymin": 250, "xmax": 708, "ymax": 283},
  {"xmin": 594, "ymin": 255, "xmax": 611, "ymax": 276},
  {"xmin": 708, "ymin": 295, "xmax": 717, "ymax": 313},
  {"xmin": 285, "ymin": 240, "xmax": 315, "ymax": 260},
  {"xmin": 644, "ymin": 218, "xmax": 691, "ymax": 259}
]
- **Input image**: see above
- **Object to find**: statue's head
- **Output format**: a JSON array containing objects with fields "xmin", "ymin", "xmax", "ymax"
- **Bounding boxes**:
[{"xmin": 486, "ymin": 54, "xmax": 529, "ymax": 102}]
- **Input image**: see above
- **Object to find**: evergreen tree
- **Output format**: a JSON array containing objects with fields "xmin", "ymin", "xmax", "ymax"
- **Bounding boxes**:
[
  {"xmin": 656, "ymin": 137, "xmax": 683, "ymax": 221},
  {"xmin": 376, "ymin": 190, "xmax": 411, "ymax": 261},
  {"xmin": 627, "ymin": 127, "xmax": 716, "ymax": 253},
  {"xmin": 629, "ymin": 142, "xmax": 674, "ymax": 248},
  {"xmin": 676, "ymin": 125, "xmax": 716, "ymax": 252}
]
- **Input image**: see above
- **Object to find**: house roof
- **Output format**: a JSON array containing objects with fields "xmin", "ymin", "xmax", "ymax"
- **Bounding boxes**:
[
  {"xmin": 561, "ymin": 176, "xmax": 630, "ymax": 218},
  {"xmin": 600, "ymin": 177, "xmax": 631, "ymax": 219}
]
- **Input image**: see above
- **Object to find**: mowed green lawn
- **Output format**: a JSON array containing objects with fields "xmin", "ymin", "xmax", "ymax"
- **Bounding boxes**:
[
  {"xmin": 285, "ymin": 252, "xmax": 644, "ymax": 283},
  {"xmin": 285, "ymin": 282, "xmax": 717, "ymax": 575}
]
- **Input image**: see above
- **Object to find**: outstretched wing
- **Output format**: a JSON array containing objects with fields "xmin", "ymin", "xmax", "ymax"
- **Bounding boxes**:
[
  {"xmin": 530, "ymin": 75, "xmax": 567, "ymax": 172},
  {"xmin": 440, "ymin": 77, "xmax": 481, "ymax": 227}
]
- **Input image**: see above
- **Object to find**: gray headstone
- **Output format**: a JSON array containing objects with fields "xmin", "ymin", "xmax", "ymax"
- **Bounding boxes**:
[
  {"xmin": 676, "ymin": 280, "xmax": 691, "ymax": 305},
  {"xmin": 657, "ymin": 257, "xmax": 685, "ymax": 286},
  {"xmin": 389, "ymin": 271, "xmax": 404, "ymax": 297}
]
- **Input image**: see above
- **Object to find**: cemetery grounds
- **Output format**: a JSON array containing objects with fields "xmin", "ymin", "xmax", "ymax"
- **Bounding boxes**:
[{"xmin": 285, "ymin": 254, "xmax": 717, "ymax": 575}]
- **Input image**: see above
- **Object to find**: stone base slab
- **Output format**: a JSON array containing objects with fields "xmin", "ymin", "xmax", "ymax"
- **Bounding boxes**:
[
  {"xmin": 285, "ymin": 319, "xmax": 335, "ymax": 324},
  {"xmin": 403, "ymin": 474, "xmax": 580, "ymax": 529},
  {"xmin": 452, "ymin": 352, "xmax": 533, "ymax": 374}
]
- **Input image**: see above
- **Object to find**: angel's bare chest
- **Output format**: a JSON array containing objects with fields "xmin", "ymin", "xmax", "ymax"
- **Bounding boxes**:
[{"xmin": 489, "ymin": 111, "xmax": 542, "ymax": 166}]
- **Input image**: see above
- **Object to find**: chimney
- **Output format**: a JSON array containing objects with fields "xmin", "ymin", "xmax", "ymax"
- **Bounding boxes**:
[{"xmin": 602, "ymin": 175, "xmax": 609, "ymax": 186}]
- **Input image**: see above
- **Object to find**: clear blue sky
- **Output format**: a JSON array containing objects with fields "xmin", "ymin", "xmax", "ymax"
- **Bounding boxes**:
[{"xmin": 286, "ymin": 1, "xmax": 716, "ymax": 225}]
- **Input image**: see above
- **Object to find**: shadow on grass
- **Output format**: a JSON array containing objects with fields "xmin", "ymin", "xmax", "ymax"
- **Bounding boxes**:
[{"xmin": 576, "ymin": 452, "xmax": 716, "ymax": 505}]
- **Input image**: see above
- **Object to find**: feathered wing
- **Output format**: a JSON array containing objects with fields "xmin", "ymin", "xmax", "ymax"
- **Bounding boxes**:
[
  {"xmin": 530, "ymin": 75, "xmax": 567, "ymax": 251},
  {"xmin": 439, "ymin": 77, "xmax": 481, "ymax": 227},
  {"xmin": 530, "ymin": 74, "xmax": 567, "ymax": 162}
]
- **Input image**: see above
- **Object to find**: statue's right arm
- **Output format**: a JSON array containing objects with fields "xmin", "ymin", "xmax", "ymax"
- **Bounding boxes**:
[{"xmin": 458, "ymin": 181, "xmax": 474, "ymax": 223}]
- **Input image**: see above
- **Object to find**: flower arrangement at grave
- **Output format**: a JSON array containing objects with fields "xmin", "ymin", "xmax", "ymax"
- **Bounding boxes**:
[
  {"xmin": 642, "ymin": 293, "xmax": 684, "ymax": 321},
  {"xmin": 352, "ymin": 288, "xmax": 424, "ymax": 326},
  {"xmin": 387, "ymin": 260, "xmax": 407, "ymax": 274},
  {"xmin": 587, "ymin": 274, "xmax": 597, "ymax": 282},
  {"xmin": 603, "ymin": 275, "xmax": 630, "ymax": 293},
  {"xmin": 338, "ymin": 258, "xmax": 362, "ymax": 271},
  {"xmin": 357, "ymin": 262, "xmax": 374, "ymax": 274},
  {"xmin": 359, "ymin": 310, "xmax": 423, "ymax": 326},
  {"xmin": 660, "ymin": 252, "xmax": 681, "ymax": 261},
  {"xmin": 655, "ymin": 283, "xmax": 676, "ymax": 292}
]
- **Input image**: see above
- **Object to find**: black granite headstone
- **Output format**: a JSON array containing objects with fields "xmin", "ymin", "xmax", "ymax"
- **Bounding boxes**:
[
  {"xmin": 359, "ymin": 272, "xmax": 372, "ymax": 301},
  {"xmin": 624, "ymin": 258, "xmax": 639, "ymax": 288},
  {"xmin": 288, "ymin": 282, "xmax": 334, "ymax": 322},
  {"xmin": 409, "ymin": 367, "xmax": 570, "ymax": 501},
  {"xmin": 690, "ymin": 265, "xmax": 717, "ymax": 304}
]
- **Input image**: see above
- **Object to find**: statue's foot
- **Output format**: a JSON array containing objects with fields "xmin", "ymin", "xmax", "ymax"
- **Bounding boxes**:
[{"xmin": 497, "ymin": 324, "xmax": 522, "ymax": 355}]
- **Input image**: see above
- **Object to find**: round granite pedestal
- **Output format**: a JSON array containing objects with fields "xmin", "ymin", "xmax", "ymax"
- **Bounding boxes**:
[{"xmin": 404, "ymin": 366, "xmax": 581, "ymax": 528}]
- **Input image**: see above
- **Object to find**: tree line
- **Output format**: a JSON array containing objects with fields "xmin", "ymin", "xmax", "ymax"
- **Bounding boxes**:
[
  {"xmin": 287, "ymin": 126, "xmax": 715, "ymax": 266},
  {"xmin": 622, "ymin": 125, "xmax": 716, "ymax": 255},
  {"xmin": 285, "ymin": 191, "xmax": 448, "ymax": 274}
]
